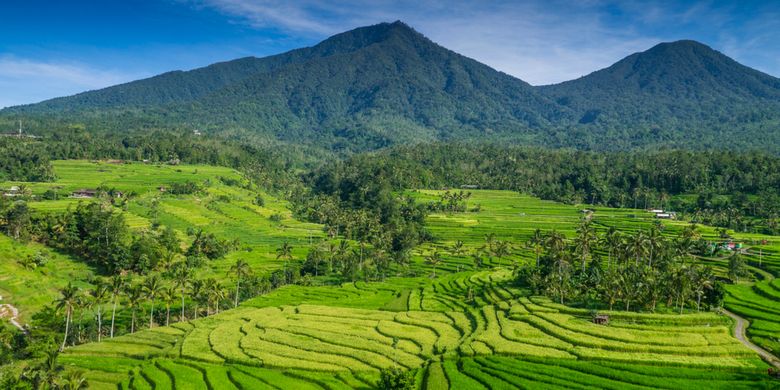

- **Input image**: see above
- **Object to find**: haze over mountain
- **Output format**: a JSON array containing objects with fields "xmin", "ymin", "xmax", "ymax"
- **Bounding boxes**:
[{"xmin": 3, "ymin": 21, "xmax": 780, "ymax": 152}]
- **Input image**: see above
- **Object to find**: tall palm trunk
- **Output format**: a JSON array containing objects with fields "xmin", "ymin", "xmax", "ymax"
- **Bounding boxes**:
[
  {"xmin": 166, "ymin": 304, "xmax": 171, "ymax": 326},
  {"xmin": 180, "ymin": 287, "xmax": 186, "ymax": 321},
  {"xmin": 149, "ymin": 304, "xmax": 155, "ymax": 329},
  {"xmin": 131, "ymin": 309, "xmax": 136, "ymax": 333},
  {"xmin": 110, "ymin": 295, "xmax": 118, "ymax": 338},
  {"xmin": 234, "ymin": 279, "xmax": 240, "ymax": 308},
  {"xmin": 97, "ymin": 305, "xmax": 102, "ymax": 342},
  {"xmin": 60, "ymin": 308, "xmax": 71, "ymax": 352}
]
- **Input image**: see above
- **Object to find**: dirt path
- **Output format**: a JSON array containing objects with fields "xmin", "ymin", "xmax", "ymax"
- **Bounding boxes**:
[
  {"xmin": 0, "ymin": 295, "xmax": 26, "ymax": 332},
  {"xmin": 723, "ymin": 309, "xmax": 780, "ymax": 369}
]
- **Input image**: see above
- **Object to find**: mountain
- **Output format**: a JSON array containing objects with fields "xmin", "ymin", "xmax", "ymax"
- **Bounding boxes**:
[
  {"xmin": 3, "ymin": 23, "xmax": 780, "ymax": 152},
  {"xmin": 538, "ymin": 40, "xmax": 780, "ymax": 149},
  {"xmin": 5, "ymin": 22, "xmax": 566, "ymax": 152}
]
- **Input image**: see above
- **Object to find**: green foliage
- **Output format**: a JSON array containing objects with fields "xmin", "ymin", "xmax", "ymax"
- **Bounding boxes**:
[{"xmin": 378, "ymin": 366, "xmax": 416, "ymax": 390}]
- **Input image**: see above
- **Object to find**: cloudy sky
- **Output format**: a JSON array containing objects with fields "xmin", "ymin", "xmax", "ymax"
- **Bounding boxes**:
[{"xmin": 1, "ymin": 0, "xmax": 779, "ymax": 108}]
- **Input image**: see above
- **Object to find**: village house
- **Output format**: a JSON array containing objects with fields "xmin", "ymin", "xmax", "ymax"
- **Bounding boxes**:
[
  {"xmin": 71, "ymin": 189, "xmax": 98, "ymax": 198},
  {"xmin": 3, "ymin": 186, "xmax": 20, "ymax": 197}
]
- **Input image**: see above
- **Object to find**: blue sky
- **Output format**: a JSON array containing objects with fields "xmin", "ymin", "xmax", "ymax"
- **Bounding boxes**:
[{"xmin": 1, "ymin": 0, "xmax": 779, "ymax": 108}]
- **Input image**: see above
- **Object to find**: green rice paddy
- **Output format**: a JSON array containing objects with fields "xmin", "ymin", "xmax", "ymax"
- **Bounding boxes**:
[{"xmin": 3, "ymin": 164, "xmax": 780, "ymax": 388}]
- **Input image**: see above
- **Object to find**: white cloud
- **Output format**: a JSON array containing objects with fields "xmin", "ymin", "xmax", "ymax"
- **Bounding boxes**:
[{"xmin": 0, "ymin": 56, "xmax": 139, "ymax": 108}]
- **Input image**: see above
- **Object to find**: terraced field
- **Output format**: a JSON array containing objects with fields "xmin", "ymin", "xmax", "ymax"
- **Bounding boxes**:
[
  {"xmin": 5, "ymin": 177, "xmax": 780, "ymax": 387},
  {"xmin": 0, "ymin": 160, "xmax": 324, "ymax": 319},
  {"xmin": 725, "ymin": 278, "xmax": 780, "ymax": 359},
  {"xmin": 55, "ymin": 269, "xmax": 776, "ymax": 389}
]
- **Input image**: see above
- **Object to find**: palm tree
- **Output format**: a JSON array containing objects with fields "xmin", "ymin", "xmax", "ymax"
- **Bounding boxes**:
[
  {"xmin": 55, "ymin": 283, "xmax": 79, "ymax": 351},
  {"xmin": 143, "ymin": 275, "xmax": 163, "ymax": 329},
  {"xmin": 189, "ymin": 279, "xmax": 205, "ymax": 319},
  {"xmin": 627, "ymin": 232, "xmax": 648, "ymax": 266},
  {"xmin": 645, "ymin": 226, "xmax": 665, "ymax": 267},
  {"xmin": 107, "ymin": 275, "xmax": 126, "ymax": 338},
  {"xmin": 24, "ymin": 349, "xmax": 63, "ymax": 388},
  {"xmin": 125, "ymin": 284, "xmax": 143, "ymax": 333},
  {"xmin": 58, "ymin": 369, "xmax": 89, "ymax": 390},
  {"xmin": 574, "ymin": 220, "xmax": 597, "ymax": 271},
  {"xmin": 450, "ymin": 240, "xmax": 465, "ymax": 257},
  {"xmin": 471, "ymin": 250, "xmax": 484, "ymax": 269},
  {"xmin": 229, "ymin": 258, "xmax": 252, "ymax": 308},
  {"xmin": 484, "ymin": 233, "xmax": 497, "ymax": 253},
  {"xmin": 599, "ymin": 228, "xmax": 621, "ymax": 271},
  {"xmin": 89, "ymin": 281, "xmax": 109, "ymax": 342},
  {"xmin": 544, "ymin": 230, "xmax": 567, "ymax": 257},
  {"xmin": 425, "ymin": 251, "xmax": 443, "ymax": 278},
  {"xmin": 527, "ymin": 228, "xmax": 545, "ymax": 266},
  {"xmin": 494, "ymin": 240, "xmax": 511, "ymax": 268},
  {"xmin": 172, "ymin": 264, "xmax": 191, "ymax": 322},
  {"xmin": 160, "ymin": 286, "xmax": 177, "ymax": 326},
  {"xmin": 276, "ymin": 242, "xmax": 294, "ymax": 268}
]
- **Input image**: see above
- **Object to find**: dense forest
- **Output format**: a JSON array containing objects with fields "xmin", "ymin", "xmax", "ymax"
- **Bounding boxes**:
[
  {"xmin": 3, "ymin": 22, "xmax": 780, "ymax": 153},
  {"xmin": 306, "ymin": 144, "xmax": 780, "ymax": 234}
]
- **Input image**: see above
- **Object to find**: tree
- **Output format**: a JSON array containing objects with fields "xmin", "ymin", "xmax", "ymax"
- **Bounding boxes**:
[
  {"xmin": 143, "ymin": 275, "xmax": 163, "ymax": 329},
  {"xmin": 528, "ymin": 228, "xmax": 545, "ymax": 266},
  {"xmin": 599, "ymin": 227, "xmax": 621, "ymax": 270},
  {"xmin": 58, "ymin": 369, "xmax": 89, "ymax": 390},
  {"xmin": 107, "ymin": 275, "xmax": 126, "ymax": 338},
  {"xmin": 172, "ymin": 263, "xmax": 191, "ymax": 321},
  {"xmin": 494, "ymin": 240, "xmax": 511, "ymax": 268},
  {"xmin": 22, "ymin": 349, "xmax": 63, "ymax": 389},
  {"xmin": 125, "ymin": 284, "xmax": 143, "ymax": 333},
  {"xmin": 5, "ymin": 201, "xmax": 31, "ymax": 240},
  {"xmin": 160, "ymin": 285, "xmax": 177, "ymax": 326},
  {"xmin": 276, "ymin": 242, "xmax": 294, "ymax": 267},
  {"xmin": 229, "ymin": 258, "xmax": 252, "ymax": 308},
  {"xmin": 425, "ymin": 251, "xmax": 443, "ymax": 278},
  {"xmin": 89, "ymin": 281, "xmax": 109, "ymax": 342},
  {"xmin": 727, "ymin": 253, "xmax": 749, "ymax": 283},
  {"xmin": 55, "ymin": 283, "xmax": 79, "ymax": 352},
  {"xmin": 574, "ymin": 220, "xmax": 597, "ymax": 271},
  {"xmin": 377, "ymin": 366, "xmax": 415, "ymax": 390}
]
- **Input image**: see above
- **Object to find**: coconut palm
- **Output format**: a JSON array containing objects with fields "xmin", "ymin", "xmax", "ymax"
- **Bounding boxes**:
[
  {"xmin": 143, "ymin": 275, "xmax": 163, "ymax": 329},
  {"xmin": 494, "ymin": 240, "xmax": 511, "ymax": 268},
  {"xmin": 229, "ymin": 258, "xmax": 252, "ymax": 308},
  {"xmin": 55, "ymin": 283, "xmax": 79, "ymax": 351},
  {"xmin": 425, "ymin": 251, "xmax": 443, "ymax": 278},
  {"xmin": 160, "ymin": 285, "xmax": 177, "ymax": 326},
  {"xmin": 107, "ymin": 274, "xmax": 126, "ymax": 338},
  {"xmin": 189, "ymin": 279, "xmax": 205, "ymax": 319},
  {"xmin": 276, "ymin": 241, "xmax": 294, "ymax": 268},
  {"xmin": 574, "ymin": 220, "xmax": 597, "ymax": 271},
  {"xmin": 172, "ymin": 263, "xmax": 191, "ymax": 321},
  {"xmin": 125, "ymin": 284, "xmax": 143, "ymax": 333},
  {"xmin": 527, "ymin": 228, "xmax": 545, "ymax": 266},
  {"xmin": 58, "ymin": 369, "xmax": 89, "ymax": 390},
  {"xmin": 89, "ymin": 281, "xmax": 109, "ymax": 342}
]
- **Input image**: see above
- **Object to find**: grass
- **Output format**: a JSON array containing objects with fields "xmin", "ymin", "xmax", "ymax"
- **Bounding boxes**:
[
  {"xmin": 5, "ymin": 179, "xmax": 780, "ymax": 388},
  {"xmin": 0, "ymin": 160, "xmax": 325, "ymax": 320}
]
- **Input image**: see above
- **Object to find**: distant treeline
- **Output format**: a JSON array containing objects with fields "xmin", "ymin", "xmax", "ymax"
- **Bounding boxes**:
[
  {"xmin": 307, "ymin": 144, "xmax": 780, "ymax": 234},
  {"xmin": 0, "ymin": 125, "xmax": 312, "ymax": 191}
]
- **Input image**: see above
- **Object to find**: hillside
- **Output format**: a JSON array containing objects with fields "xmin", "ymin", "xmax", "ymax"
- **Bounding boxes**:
[
  {"xmin": 3, "ymin": 22, "xmax": 565, "ymax": 152},
  {"xmin": 7, "ymin": 188, "xmax": 780, "ymax": 389},
  {"xmin": 0, "ymin": 160, "xmax": 322, "ymax": 322},
  {"xmin": 539, "ymin": 40, "xmax": 780, "ymax": 149},
  {"xmin": 5, "ymin": 21, "xmax": 780, "ymax": 152}
]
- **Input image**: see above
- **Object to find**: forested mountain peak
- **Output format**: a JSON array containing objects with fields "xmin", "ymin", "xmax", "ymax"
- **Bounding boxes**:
[
  {"xmin": 551, "ymin": 39, "xmax": 780, "ymax": 99},
  {"xmin": 3, "ymin": 23, "xmax": 780, "ymax": 152}
]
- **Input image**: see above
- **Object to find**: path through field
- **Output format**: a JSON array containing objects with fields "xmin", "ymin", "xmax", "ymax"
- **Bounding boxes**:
[
  {"xmin": 0, "ymin": 296, "xmax": 24, "ymax": 332},
  {"xmin": 724, "ymin": 309, "xmax": 780, "ymax": 369}
]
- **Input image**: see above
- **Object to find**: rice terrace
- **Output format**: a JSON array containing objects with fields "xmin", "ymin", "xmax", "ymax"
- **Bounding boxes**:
[{"xmin": 3, "ymin": 2, "xmax": 780, "ymax": 389}]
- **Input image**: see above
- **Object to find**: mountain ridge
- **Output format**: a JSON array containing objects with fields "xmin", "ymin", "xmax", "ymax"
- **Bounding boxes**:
[{"xmin": 3, "ymin": 21, "xmax": 780, "ymax": 152}]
